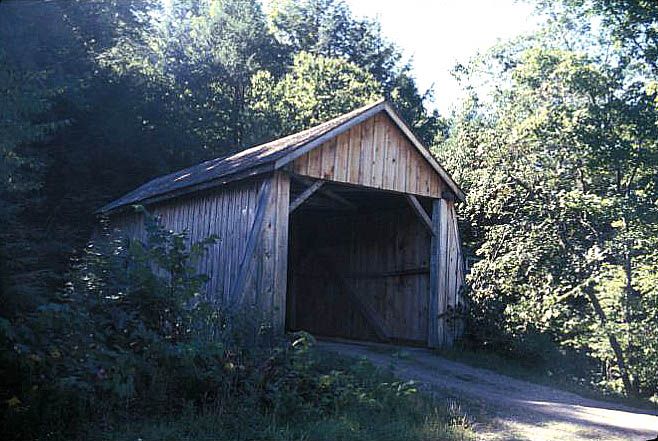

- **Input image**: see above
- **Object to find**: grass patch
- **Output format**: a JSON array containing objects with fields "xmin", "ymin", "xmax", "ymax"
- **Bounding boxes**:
[{"xmin": 79, "ymin": 345, "xmax": 474, "ymax": 441}]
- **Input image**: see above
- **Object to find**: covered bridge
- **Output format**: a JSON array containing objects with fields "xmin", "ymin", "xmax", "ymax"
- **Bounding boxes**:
[{"xmin": 100, "ymin": 99, "xmax": 466, "ymax": 348}]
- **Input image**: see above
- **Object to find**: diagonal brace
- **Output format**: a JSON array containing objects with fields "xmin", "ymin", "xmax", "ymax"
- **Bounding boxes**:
[
  {"xmin": 406, "ymin": 195, "xmax": 434, "ymax": 235},
  {"xmin": 289, "ymin": 179, "xmax": 324, "ymax": 213}
]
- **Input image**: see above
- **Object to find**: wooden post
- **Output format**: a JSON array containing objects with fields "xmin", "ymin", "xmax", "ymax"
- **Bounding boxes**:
[
  {"xmin": 429, "ymin": 198, "xmax": 448, "ymax": 348},
  {"xmin": 272, "ymin": 172, "xmax": 290, "ymax": 334}
]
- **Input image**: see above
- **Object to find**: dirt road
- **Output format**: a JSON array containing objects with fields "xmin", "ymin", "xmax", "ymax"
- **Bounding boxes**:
[{"xmin": 319, "ymin": 340, "xmax": 658, "ymax": 441}]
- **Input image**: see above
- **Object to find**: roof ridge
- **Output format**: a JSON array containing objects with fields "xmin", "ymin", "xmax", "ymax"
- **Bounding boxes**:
[
  {"xmin": 99, "ymin": 98, "xmax": 465, "ymax": 214},
  {"xmin": 99, "ymin": 99, "xmax": 387, "ymax": 213}
]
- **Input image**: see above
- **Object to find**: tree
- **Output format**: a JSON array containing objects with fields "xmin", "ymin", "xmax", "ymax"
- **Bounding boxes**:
[
  {"xmin": 0, "ymin": 51, "xmax": 63, "ymax": 310},
  {"xmin": 267, "ymin": 0, "xmax": 446, "ymax": 144},
  {"xmin": 101, "ymin": 0, "xmax": 285, "ymax": 151},
  {"xmin": 440, "ymin": 40, "xmax": 658, "ymax": 396},
  {"xmin": 249, "ymin": 51, "xmax": 381, "ymax": 137}
]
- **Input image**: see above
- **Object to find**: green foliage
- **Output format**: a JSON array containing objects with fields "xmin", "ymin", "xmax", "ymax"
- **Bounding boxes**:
[
  {"xmin": 249, "ymin": 51, "xmax": 381, "ymax": 136},
  {"xmin": 266, "ymin": 0, "xmax": 446, "ymax": 144},
  {"xmin": 1, "ymin": 211, "xmax": 224, "ymax": 438},
  {"xmin": 0, "ymin": 50, "xmax": 66, "ymax": 309},
  {"xmin": 0, "ymin": 213, "xmax": 472, "ymax": 440},
  {"xmin": 554, "ymin": 0, "xmax": 658, "ymax": 74},
  {"xmin": 80, "ymin": 341, "xmax": 472, "ymax": 441},
  {"xmin": 439, "ymin": 4, "xmax": 658, "ymax": 398}
]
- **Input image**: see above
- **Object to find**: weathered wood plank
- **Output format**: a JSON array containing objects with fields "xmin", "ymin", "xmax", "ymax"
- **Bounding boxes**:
[
  {"xmin": 272, "ymin": 172, "xmax": 290, "ymax": 333},
  {"xmin": 307, "ymin": 142, "xmax": 323, "ymax": 177},
  {"xmin": 359, "ymin": 117, "xmax": 374, "ymax": 185},
  {"xmin": 228, "ymin": 179, "xmax": 272, "ymax": 304},
  {"xmin": 293, "ymin": 150, "xmax": 309, "ymax": 175},
  {"xmin": 408, "ymin": 157, "xmax": 417, "ymax": 197},
  {"xmin": 371, "ymin": 114, "xmax": 385, "ymax": 188},
  {"xmin": 347, "ymin": 126, "xmax": 361, "ymax": 183},
  {"xmin": 384, "ymin": 124, "xmax": 397, "ymax": 190},
  {"xmin": 289, "ymin": 179, "xmax": 324, "ymax": 213},
  {"xmin": 333, "ymin": 132, "xmax": 348, "ymax": 182},
  {"xmin": 257, "ymin": 177, "xmax": 277, "ymax": 314},
  {"xmin": 398, "ymin": 135, "xmax": 409, "ymax": 192},
  {"xmin": 322, "ymin": 137, "xmax": 337, "ymax": 180}
]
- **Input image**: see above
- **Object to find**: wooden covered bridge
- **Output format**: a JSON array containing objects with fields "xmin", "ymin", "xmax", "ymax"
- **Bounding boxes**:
[{"xmin": 100, "ymin": 100, "xmax": 466, "ymax": 348}]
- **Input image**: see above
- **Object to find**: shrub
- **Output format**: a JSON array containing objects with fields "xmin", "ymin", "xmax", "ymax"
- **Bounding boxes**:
[
  {"xmin": 1, "ymin": 210, "xmax": 473, "ymax": 441},
  {"xmin": 0, "ymin": 209, "xmax": 258, "ymax": 439}
]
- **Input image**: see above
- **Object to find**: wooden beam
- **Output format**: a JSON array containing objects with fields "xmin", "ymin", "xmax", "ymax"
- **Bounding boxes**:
[
  {"xmin": 272, "ymin": 172, "xmax": 290, "ymax": 334},
  {"xmin": 406, "ymin": 195, "xmax": 434, "ymax": 235},
  {"xmin": 343, "ymin": 267, "xmax": 430, "ymax": 278},
  {"xmin": 292, "ymin": 175, "xmax": 357, "ymax": 210},
  {"xmin": 317, "ymin": 255, "xmax": 390, "ymax": 341},
  {"xmin": 437, "ymin": 199, "xmax": 449, "ymax": 345},
  {"xmin": 428, "ymin": 199, "xmax": 450, "ymax": 348},
  {"xmin": 289, "ymin": 180, "xmax": 324, "ymax": 213},
  {"xmin": 228, "ymin": 179, "xmax": 272, "ymax": 305},
  {"xmin": 428, "ymin": 199, "xmax": 441, "ymax": 348}
]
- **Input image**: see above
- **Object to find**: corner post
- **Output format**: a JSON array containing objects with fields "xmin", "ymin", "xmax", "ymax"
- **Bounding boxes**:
[
  {"xmin": 272, "ymin": 171, "xmax": 290, "ymax": 334},
  {"xmin": 429, "ymin": 198, "xmax": 448, "ymax": 348}
]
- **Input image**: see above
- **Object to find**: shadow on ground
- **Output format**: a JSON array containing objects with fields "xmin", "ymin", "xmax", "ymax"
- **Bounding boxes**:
[{"xmin": 318, "ymin": 340, "xmax": 658, "ymax": 441}]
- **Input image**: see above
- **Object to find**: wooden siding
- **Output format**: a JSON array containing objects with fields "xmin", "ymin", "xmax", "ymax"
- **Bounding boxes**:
[
  {"xmin": 292, "ymin": 113, "xmax": 445, "ymax": 198},
  {"xmin": 110, "ymin": 173, "xmax": 291, "ymax": 331},
  {"xmin": 110, "ymin": 171, "xmax": 465, "ymax": 347},
  {"xmin": 428, "ymin": 198, "xmax": 465, "ymax": 347},
  {"xmin": 287, "ymin": 205, "xmax": 431, "ymax": 343},
  {"xmin": 443, "ymin": 200, "xmax": 466, "ymax": 344}
]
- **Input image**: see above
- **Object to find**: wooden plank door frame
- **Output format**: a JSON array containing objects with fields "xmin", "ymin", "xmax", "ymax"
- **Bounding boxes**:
[{"xmin": 428, "ymin": 198, "xmax": 448, "ymax": 348}]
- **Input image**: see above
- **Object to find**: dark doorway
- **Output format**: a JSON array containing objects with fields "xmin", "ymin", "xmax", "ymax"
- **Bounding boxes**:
[{"xmin": 285, "ymin": 181, "xmax": 432, "ymax": 345}]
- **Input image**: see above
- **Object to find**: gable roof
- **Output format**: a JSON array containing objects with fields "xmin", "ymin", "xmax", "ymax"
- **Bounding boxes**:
[{"xmin": 100, "ymin": 100, "xmax": 464, "ymax": 213}]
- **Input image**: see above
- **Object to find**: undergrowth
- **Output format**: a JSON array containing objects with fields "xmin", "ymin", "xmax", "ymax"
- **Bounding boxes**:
[
  {"xmin": 1, "ymin": 210, "xmax": 473, "ymax": 441},
  {"xmin": 83, "ymin": 344, "xmax": 473, "ymax": 441}
]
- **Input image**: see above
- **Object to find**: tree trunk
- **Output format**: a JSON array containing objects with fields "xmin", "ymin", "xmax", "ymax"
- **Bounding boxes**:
[{"xmin": 584, "ymin": 285, "xmax": 637, "ymax": 397}]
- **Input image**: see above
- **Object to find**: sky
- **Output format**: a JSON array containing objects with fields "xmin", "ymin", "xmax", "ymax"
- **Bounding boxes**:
[{"xmin": 342, "ymin": 0, "xmax": 540, "ymax": 113}]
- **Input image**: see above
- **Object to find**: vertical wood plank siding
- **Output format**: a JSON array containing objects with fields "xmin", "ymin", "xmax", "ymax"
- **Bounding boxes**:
[
  {"xmin": 109, "ymin": 109, "xmax": 465, "ymax": 346},
  {"xmin": 428, "ymin": 198, "xmax": 465, "ymax": 347},
  {"xmin": 293, "ymin": 113, "xmax": 445, "ymax": 198},
  {"xmin": 109, "ymin": 174, "xmax": 291, "ymax": 333}
]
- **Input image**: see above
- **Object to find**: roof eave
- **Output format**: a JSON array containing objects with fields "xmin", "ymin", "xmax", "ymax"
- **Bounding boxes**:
[
  {"xmin": 274, "ymin": 100, "xmax": 466, "ymax": 203},
  {"xmin": 98, "ymin": 162, "xmax": 276, "ymax": 215},
  {"xmin": 381, "ymin": 102, "xmax": 466, "ymax": 202}
]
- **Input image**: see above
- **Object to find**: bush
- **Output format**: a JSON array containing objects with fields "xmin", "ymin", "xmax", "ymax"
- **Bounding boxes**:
[
  {"xmin": 1, "ymin": 210, "xmax": 473, "ymax": 441},
  {"xmin": 0, "ymin": 210, "xmax": 265, "ymax": 439}
]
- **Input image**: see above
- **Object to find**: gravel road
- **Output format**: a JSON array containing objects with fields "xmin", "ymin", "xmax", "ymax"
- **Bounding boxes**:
[{"xmin": 319, "ymin": 340, "xmax": 658, "ymax": 441}]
